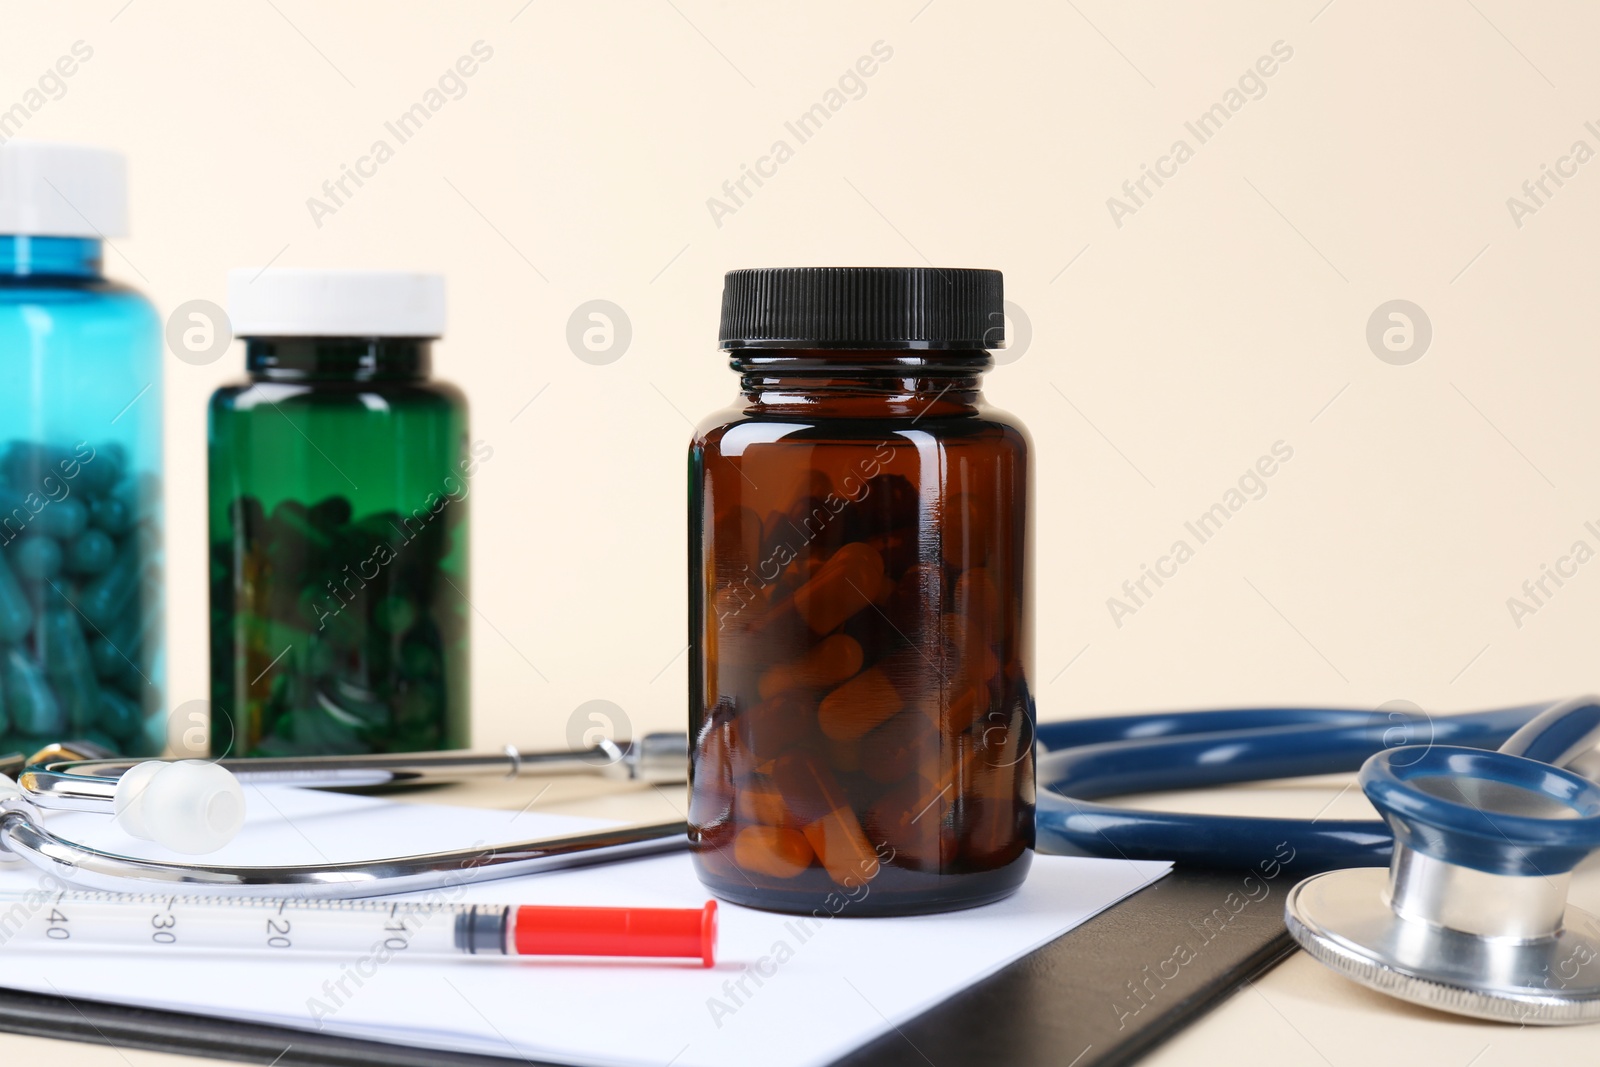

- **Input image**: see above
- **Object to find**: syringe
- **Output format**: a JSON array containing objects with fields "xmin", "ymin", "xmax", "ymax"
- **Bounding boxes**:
[{"xmin": 0, "ymin": 891, "xmax": 718, "ymax": 967}]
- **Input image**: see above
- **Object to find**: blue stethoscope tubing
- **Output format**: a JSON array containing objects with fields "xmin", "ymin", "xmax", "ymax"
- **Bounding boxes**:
[{"xmin": 1034, "ymin": 700, "xmax": 1600, "ymax": 871}]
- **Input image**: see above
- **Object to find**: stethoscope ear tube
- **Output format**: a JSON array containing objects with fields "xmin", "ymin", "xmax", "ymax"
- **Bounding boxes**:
[
  {"xmin": 1035, "ymin": 703, "xmax": 1563, "ymax": 871},
  {"xmin": 0, "ymin": 804, "xmax": 689, "ymax": 897}
]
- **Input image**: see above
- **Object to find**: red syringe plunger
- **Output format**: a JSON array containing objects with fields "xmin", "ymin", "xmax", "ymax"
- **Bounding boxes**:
[{"xmin": 507, "ymin": 901, "xmax": 718, "ymax": 967}]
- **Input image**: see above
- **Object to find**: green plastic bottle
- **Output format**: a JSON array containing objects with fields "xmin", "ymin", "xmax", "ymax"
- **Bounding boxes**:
[{"xmin": 209, "ymin": 270, "xmax": 475, "ymax": 756}]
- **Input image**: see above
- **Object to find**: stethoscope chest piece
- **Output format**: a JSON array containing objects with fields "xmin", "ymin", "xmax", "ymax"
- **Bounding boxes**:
[{"xmin": 1286, "ymin": 745, "xmax": 1600, "ymax": 1025}]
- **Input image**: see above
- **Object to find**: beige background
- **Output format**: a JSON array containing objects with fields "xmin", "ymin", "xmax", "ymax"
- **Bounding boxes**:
[
  {"xmin": 4, "ymin": 0, "xmax": 1600, "ymax": 1063},
  {"xmin": 5, "ymin": 0, "xmax": 1597, "ymax": 748}
]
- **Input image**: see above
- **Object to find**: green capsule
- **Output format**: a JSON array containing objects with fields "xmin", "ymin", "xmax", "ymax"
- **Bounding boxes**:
[
  {"xmin": 308, "ymin": 495, "xmax": 353, "ymax": 531},
  {"xmin": 96, "ymin": 688, "xmax": 143, "ymax": 742},
  {"xmin": 288, "ymin": 707, "xmax": 371, "ymax": 754},
  {"xmin": 270, "ymin": 500, "xmax": 332, "ymax": 553},
  {"xmin": 372, "ymin": 594, "xmax": 418, "ymax": 634},
  {"xmin": 396, "ymin": 679, "xmax": 443, "ymax": 729},
  {"xmin": 400, "ymin": 639, "xmax": 442, "ymax": 680},
  {"xmin": 4, "ymin": 648, "xmax": 64, "ymax": 736},
  {"xmin": 65, "ymin": 528, "xmax": 116, "ymax": 575},
  {"xmin": 0, "ymin": 552, "xmax": 33, "ymax": 641},
  {"xmin": 315, "ymin": 681, "xmax": 391, "ymax": 732}
]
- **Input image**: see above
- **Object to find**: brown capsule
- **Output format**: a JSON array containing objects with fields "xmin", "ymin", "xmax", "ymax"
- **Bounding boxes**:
[
  {"xmin": 792, "ymin": 542, "xmax": 885, "ymax": 635},
  {"xmin": 783, "ymin": 469, "xmax": 836, "ymax": 512},
  {"xmin": 865, "ymin": 529, "xmax": 918, "ymax": 577},
  {"xmin": 860, "ymin": 710, "xmax": 937, "ymax": 784},
  {"xmin": 963, "ymin": 789, "xmax": 1029, "ymax": 866},
  {"xmin": 787, "ymin": 484, "xmax": 849, "ymax": 557},
  {"xmin": 818, "ymin": 666, "xmax": 904, "ymax": 741},
  {"xmin": 734, "ymin": 825, "xmax": 815, "ymax": 879},
  {"xmin": 916, "ymin": 678, "xmax": 993, "ymax": 736},
  {"xmin": 844, "ymin": 563, "xmax": 936, "ymax": 653},
  {"xmin": 805, "ymin": 807, "xmax": 881, "ymax": 887},
  {"xmin": 769, "ymin": 749, "xmax": 880, "ymax": 887},
  {"xmin": 863, "ymin": 774, "xmax": 959, "ymax": 873},
  {"xmin": 767, "ymin": 552, "xmax": 823, "ymax": 602},
  {"xmin": 736, "ymin": 782, "xmax": 793, "ymax": 826},
  {"xmin": 940, "ymin": 613, "xmax": 993, "ymax": 673},
  {"xmin": 953, "ymin": 567, "xmax": 1002, "ymax": 630},
  {"xmin": 827, "ymin": 735, "xmax": 862, "ymax": 773},
  {"xmin": 757, "ymin": 633, "xmax": 864, "ymax": 700},
  {"xmin": 740, "ymin": 690, "xmax": 819, "ymax": 761}
]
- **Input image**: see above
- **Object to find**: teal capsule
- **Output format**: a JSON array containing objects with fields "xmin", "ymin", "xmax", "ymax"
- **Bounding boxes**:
[
  {"xmin": 65, "ymin": 528, "xmax": 116, "ymax": 575},
  {"xmin": 76, "ymin": 441, "xmax": 125, "ymax": 496},
  {"xmin": 4, "ymin": 648, "xmax": 64, "ymax": 736},
  {"xmin": 0, "ymin": 552, "xmax": 33, "ymax": 641},
  {"xmin": 79, "ymin": 541, "xmax": 140, "ymax": 627},
  {"xmin": 34, "ymin": 497, "xmax": 88, "ymax": 541},
  {"xmin": 89, "ymin": 494, "xmax": 133, "ymax": 535},
  {"xmin": 12, "ymin": 536, "xmax": 63, "ymax": 580},
  {"xmin": 41, "ymin": 610, "xmax": 100, "ymax": 731},
  {"xmin": 82, "ymin": 728, "xmax": 120, "ymax": 752},
  {"xmin": 90, "ymin": 636, "xmax": 125, "ymax": 679},
  {"xmin": 96, "ymin": 688, "xmax": 143, "ymax": 742},
  {"xmin": 93, "ymin": 591, "xmax": 154, "ymax": 682}
]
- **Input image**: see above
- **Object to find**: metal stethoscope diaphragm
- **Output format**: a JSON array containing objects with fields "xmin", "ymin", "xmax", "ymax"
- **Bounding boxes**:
[{"xmin": 1284, "ymin": 700, "xmax": 1600, "ymax": 1024}]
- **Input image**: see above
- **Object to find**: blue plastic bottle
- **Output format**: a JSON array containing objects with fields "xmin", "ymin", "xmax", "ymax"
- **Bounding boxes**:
[{"xmin": 0, "ymin": 141, "xmax": 164, "ymax": 755}]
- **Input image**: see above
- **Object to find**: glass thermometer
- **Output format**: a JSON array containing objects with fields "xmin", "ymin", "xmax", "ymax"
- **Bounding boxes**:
[{"xmin": 0, "ymin": 891, "xmax": 717, "ymax": 967}]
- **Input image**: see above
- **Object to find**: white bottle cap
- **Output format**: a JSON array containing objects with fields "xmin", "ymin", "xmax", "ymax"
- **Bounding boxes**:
[
  {"xmin": 228, "ymin": 269, "xmax": 447, "ymax": 337},
  {"xmin": 0, "ymin": 140, "xmax": 128, "ymax": 239}
]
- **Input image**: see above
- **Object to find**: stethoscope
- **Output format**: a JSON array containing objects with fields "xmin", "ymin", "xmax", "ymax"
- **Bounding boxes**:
[{"xmin": 2, "ymin": 696, "xmax": 1598, "ymax": 1023}]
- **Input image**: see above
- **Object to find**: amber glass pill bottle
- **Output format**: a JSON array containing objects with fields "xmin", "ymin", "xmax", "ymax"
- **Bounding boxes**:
[{"xmin": 688, "ymin": 267, "xmax": 1034, "ymax": 915}]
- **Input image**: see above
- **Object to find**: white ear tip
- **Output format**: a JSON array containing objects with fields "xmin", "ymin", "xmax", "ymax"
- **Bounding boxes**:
[
  {"xmin": 114, "ymin": 760, "xmax": 245, "ymax": 854},
  {"xmin": 113, "ymin": 760, "xmax": 166, "ymax": 841}
]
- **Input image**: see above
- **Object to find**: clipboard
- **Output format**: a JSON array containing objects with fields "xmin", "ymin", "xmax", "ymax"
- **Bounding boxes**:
[{"xmin": 0, "ymin": 868, "xmax": 1294, "ymax": 1067}]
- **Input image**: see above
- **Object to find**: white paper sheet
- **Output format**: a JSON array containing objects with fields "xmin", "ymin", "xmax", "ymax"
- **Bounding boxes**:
[{"xmin": 0, "ymin": 786, "xmax": 1168, "ymax": 1067}]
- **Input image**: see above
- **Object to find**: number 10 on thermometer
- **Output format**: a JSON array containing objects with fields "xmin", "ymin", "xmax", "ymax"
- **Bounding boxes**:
[{"xmin": 1, "ymin": 892, "xmax": 718, "ymax": 967}]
